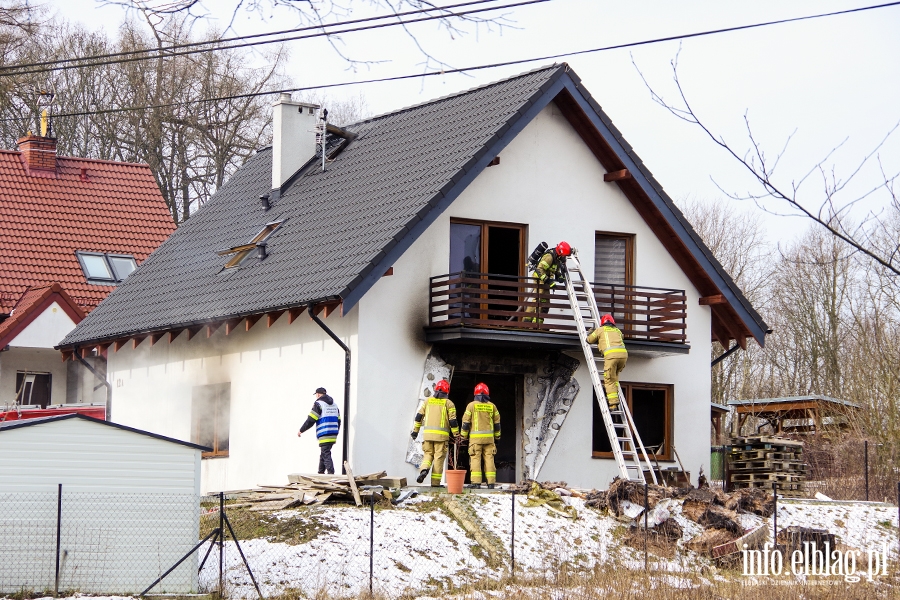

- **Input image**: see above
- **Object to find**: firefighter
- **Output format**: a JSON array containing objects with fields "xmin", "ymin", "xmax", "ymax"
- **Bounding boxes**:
[
  {"xmin": 461, "ymin": 382, "xmax": 501, "ymax": 488},
  {"xmin": 297, "ymin": 387, "xmax": 341, "ymax": 474},
  {"xmin": 411, "ymin": 379, "xmax": 460, "ymax": 486},
  {"xmin": 587, "ymin": 314, "xmax": 628, "ymax": 410},
  {"xmin": 524, "ymin": 241, "xmax": 572, "ymax": 323}
]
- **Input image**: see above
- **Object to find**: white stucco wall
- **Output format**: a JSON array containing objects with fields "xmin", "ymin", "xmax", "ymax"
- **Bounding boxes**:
[
  {"xmin": 355, "ymin": 101, "xmax": 713, "ymax": 488},
  {"xmin": 99, "ymin": 99, "xmax": 717, "ymax": 493},
  {"xmin": 106, "ymin": 310, "xmax": 358, "ymax": 493},
  {"xmin": 8, "ymin": 301, "xmax": 78, "ymax": 348}
]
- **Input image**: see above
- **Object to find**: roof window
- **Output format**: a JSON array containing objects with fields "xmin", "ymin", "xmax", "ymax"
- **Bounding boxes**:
[
  {"xmin": 76, "ymin": 252, "xmax": 138, "ymax": 285},
  {"xmin": 218, "ymin": 221, "xmax": 283, "ymax": 268}
]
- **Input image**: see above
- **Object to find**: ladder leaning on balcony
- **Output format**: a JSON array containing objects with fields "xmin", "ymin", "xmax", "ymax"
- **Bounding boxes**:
[{"xmin": 562, "ymin": 249, "xmax": 658, "ymax": 484}]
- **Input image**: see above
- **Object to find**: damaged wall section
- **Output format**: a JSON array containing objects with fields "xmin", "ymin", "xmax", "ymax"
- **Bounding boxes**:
[{"xmin": 408, "ymin": 346, "xmax": 580, "ymax": 481}]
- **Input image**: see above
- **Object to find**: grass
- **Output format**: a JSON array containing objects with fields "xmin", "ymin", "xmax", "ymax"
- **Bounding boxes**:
[{"xmin": 200, "ymin": 505, "xmax": 329, "ymax": 545}]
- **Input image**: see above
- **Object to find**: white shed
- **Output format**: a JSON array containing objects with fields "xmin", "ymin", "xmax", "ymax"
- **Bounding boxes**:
[{"xmin": 0, "ymin": 414, "xmax": 208, "ymax": 594}]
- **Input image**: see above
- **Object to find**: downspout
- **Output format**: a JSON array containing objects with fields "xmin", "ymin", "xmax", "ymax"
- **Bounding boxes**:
[
  {"xmin": 74, "ymin": 347, "xmax": 112, "ymax": 421},
  {"xmin": 710, "ymin": 343, "xmax": 740, "ymax": 367},
  {"xmin": 308, "ymin": 303, "xmax": 351, "ymax": 474}
]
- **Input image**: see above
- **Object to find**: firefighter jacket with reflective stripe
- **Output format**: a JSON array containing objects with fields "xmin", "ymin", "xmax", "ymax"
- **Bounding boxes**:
[
  {"xmin": 587, "ymin": 325, "xmax": 628, "ymax": 358},
  {"xmin": 413, "ymin": 396, "xmax": 459, "ymax": 442},
  {"xmin": 532, "ymin": 251, "xmax": 559, "ymax": 286},
  {"xmin": 461, "ymin": 396, "xmax": 500, "ymax": 444},
  {"xmin": 299, "ymin": 395, "xmax": 341, "ymax": 445}
]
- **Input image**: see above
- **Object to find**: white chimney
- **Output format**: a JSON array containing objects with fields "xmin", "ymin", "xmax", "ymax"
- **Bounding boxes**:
[{"xmin": 271, "ymin": 93, "xmax": 320, "ymax": 189}]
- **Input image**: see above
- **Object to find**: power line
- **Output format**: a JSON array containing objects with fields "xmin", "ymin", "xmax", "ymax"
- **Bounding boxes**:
[
  {"xmin": 0, "ymin": 0, "xmax": 541, "ymax": 77},
  {"xmin": 0, "ymin": 0, "xmax": 508, "ymax": 75},
  {"xmin": 4, "ymin": 0, "xmax": 899, "ymax": 122}
]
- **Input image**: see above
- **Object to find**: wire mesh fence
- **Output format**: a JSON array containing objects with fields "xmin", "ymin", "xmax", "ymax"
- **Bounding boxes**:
[
  {"xmin": 3, "ymin": 484, "xmax": 899, "ymax": 598},
  {"xmin": 0, "ymin": 487, "xmax": 199, "ymax": 595}
]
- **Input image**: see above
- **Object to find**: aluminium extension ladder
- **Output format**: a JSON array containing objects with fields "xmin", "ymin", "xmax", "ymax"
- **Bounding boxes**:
[{"xmin": 562, "ymin": 249, "xmax": 658, "ymax": 484}]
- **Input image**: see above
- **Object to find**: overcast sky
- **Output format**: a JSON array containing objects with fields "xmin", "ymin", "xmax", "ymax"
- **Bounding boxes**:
[{"xmin": 50, "ymin": 0, "xmax": 900, "ymax": 244}]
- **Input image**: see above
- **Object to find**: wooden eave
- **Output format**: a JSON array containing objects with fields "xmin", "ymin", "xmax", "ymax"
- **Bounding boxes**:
[
  {"xmin": 553, "ymin": 88, "xmax": 757, "ymax": 347},
  {"xmin": 59, "ymin": 300, "xmax": 342, "ymax": 360}
]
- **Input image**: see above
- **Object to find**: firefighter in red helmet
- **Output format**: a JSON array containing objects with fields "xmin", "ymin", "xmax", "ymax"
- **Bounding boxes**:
[
  {"xmin": 461, "ymin": 382, "xmax": 501, "ymax": 488},
  {"xmin": 411, "ymin": 379, "xmax": 459, "ymax": 486},
  {"xmin": 524, "ymin": 241, "xmax": 572, "ymax": 324},
  {"xmin": 587, "ymin": 313, "xmax": 628, "ymax": 410}
]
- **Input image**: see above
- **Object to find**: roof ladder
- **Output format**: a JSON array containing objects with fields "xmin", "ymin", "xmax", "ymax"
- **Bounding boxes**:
[{"xmin": 563, "ymin": 249, "xmax": 658, "ymax": 484}]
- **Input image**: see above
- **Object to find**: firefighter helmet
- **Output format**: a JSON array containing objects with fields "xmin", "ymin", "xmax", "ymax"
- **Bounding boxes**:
[
  {"xmin": 555, "ymin": 241, "xmax": 572, "ymax": 257},
  {"xmin": 474, "ymin": 382, "xmax": 490, "ymax": 396},
  {"xmin": 434, "ymin": 379, "xmax": 450, "ymax": 394},
  {"xmin": 601, "ymin": 313, "xmax": 616, "ymax": 326}
]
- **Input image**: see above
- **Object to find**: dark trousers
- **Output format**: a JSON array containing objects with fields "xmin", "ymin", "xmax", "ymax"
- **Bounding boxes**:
[{"xmin": 318, "ymin": 442, "xmax": 335, "ymax": 474}]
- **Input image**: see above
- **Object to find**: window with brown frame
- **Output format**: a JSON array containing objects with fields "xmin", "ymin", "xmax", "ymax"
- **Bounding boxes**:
[
  {"xmin": 192, "ymin": 383, "xmax": 231, "ymax": 458},
  {"xmin": 591, "ymin": 382, "xmax": 673, "ymax": 461},
  {"xmin": 594, "ymin": 232, "xmax": 634, "ymax": 285}
]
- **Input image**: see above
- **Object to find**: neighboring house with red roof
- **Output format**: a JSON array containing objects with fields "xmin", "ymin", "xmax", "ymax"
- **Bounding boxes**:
[{"xmin": 0, "ymin": 133, "xmax": 174, "ymax": 415}]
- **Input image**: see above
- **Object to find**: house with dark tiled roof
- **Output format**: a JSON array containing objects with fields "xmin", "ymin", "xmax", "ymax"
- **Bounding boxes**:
[
  {"xmin": 59, "ymin": 64, "xmax": 767, "ymax": 492},
  {"xmin": 0, "ymin": 132, "xmax": 173, "ymax": 416}
]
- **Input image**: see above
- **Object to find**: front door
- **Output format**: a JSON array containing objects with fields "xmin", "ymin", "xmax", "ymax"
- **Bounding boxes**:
[{"xmin": 448, "ymin": 372, "xmax": 521, "ymax": 484}]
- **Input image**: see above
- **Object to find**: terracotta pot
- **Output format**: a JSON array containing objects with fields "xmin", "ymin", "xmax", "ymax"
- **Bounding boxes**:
[{"xmin": 445, "ymin": 469, "xmax": 467, "ymax": 494}]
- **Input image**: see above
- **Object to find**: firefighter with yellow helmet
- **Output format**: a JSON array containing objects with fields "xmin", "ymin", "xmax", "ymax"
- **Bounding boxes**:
[
  {"xmin": 587, "ymin": 313, "xmax": 628, "ymax": 410},
  {"xmin": 411, "ymin": 379, "xmax": 460, "ymax": 486},
  {"xmin": 461, "ymin": 382, "xmax": 501, "ymax": 488}
]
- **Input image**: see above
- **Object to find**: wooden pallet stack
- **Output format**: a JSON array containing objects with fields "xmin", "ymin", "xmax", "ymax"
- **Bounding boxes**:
[{"xmin": 727, "ymin": 436, "xmax": 806, "ymax": 497}]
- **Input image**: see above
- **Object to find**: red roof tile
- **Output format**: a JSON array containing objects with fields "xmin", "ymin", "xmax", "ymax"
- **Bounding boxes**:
[{"xmin": 0, "ymin": 149, "xmax": 175, "ymax": 314}]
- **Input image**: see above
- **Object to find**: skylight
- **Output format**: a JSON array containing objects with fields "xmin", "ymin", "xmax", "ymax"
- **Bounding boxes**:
[
  {"xmin": 76, "ymin": 252, "xmax": 138, "ymax": 285},
  {"xmin": 218, "ymin": 221, "xmax": 283, "ymax": 268}
]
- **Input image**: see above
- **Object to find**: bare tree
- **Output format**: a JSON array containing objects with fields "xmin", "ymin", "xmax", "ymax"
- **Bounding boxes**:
[
  {"xmin": 635, "ymin": 52, "xmax": 900, "ymax": 282},
  {"xmin": 99, "ymin": 0, "xmax": 519, "ymax": 72}
]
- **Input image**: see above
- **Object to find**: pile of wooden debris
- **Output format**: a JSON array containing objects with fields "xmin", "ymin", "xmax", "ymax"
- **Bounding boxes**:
[{"xmin": 227, "ymin": 466, "xmax": 406, "ymax": 511}]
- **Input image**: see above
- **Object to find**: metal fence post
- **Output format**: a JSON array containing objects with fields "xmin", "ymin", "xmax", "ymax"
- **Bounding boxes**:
[
  {"xmin": 643, "ymin": 481, "xmax": 648, "ymax": 572},
  {"xmin": 55, "ymin": 483, "xmax": 62, "ymax": 596},
  {"xmin": 369, "ymin": 492, "xmax": 374, "ymax": 596},
  {"xmin": 772, "ymin": 482, "xmax": 778, "ymax": 547},
  {"xmin": 510, "ymin": 491, "xmax": 515, "ymax": 579},
  {"xmin": 219, "ymin": 491, "xmax": 224, "ymax": 597},
  {"xmin": 864, "ymin": 441, "xmax": 869, "ymax": 501}
]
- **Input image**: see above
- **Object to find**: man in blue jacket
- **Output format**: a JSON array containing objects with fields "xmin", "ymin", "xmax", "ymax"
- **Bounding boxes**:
[{"xmin": 298, "ymin": 387, "xmax": 341, "ymax": 474}]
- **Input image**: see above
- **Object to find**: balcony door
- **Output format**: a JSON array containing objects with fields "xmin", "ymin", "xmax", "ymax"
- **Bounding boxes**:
[
  {"xmin": 450, "ymin": 219, "xmax": 525, "ymax": 322},
  {"xmin": 594, "ymin": 232, "xmax": 634, "ymax": 325}
]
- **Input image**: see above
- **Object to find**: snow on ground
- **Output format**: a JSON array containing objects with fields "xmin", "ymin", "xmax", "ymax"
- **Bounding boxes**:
[
  {"xmin": 8, "ymin": 495, "xmax": 897, "ymax": 599},
  {"xmin": 776, "ymin": 499, "xmax": 899, "ymax": 556}
]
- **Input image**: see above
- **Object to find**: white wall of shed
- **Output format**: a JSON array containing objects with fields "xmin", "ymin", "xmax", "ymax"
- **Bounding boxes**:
[
  {"xmin": 355, "ymin": 101, "xmax": 713, "ymax": 488},
  {"xmin": 0, "ymin": 417, "xmax": 201, "ymax": 494},
  {"xmin": 106, "ymin": 309, "xmax": 358, "ymax": 493},
  {"xmin": 7, "ymin": 301, "xmax": 78, "ymax": 348}
]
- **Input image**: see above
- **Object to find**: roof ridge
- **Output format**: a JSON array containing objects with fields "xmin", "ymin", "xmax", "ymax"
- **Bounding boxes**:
[{"xmin": 347, "ymin": 63, "xmax": 563, "ymax": 128}]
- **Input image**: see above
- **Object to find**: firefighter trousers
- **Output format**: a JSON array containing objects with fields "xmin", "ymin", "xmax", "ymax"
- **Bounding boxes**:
[
  {"xmin": 420, "ymin": 440, "xmax": 448, "ymax": 487},
  {"xmin": 603, "ymin": 356, "xmax": 627, "ymax": 406},
  {"xmin": 468, "ymin": 442, "xmax": 497, "ymax": 484}
]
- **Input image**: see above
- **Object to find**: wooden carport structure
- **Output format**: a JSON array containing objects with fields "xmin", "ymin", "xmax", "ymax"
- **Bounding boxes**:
[{"xmin": 728, "ymin": 395, "xmax": 860, "ymax": 437}]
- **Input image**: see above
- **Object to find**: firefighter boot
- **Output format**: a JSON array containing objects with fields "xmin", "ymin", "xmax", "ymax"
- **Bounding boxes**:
[{"xmin": 416, "ymin": 469, "xmax": 428, "ymax": 484}]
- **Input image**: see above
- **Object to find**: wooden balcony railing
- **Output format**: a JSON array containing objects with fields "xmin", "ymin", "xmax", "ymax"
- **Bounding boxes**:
[{"xmin": 427, "ymin": 272, "xmax": 687, "ymax": 344}]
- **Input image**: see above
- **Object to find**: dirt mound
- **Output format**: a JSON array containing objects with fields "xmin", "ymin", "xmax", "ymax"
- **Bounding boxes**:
[
  {"xmin": 724, "ymin": 487, "xmax": 775, "ymax": 517},
  {"xmin": 606, "ymin": 478, "xmax": 674, "ymax": 516}
]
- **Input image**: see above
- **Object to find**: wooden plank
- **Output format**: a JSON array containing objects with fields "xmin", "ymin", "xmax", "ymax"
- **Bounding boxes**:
[
  {"xmin": 323, "ymin": 302, "xmax": 341, "ymax": 318},
  {"xmin": 79, "ymin": 346, "xmax": 93, "ymax": 358},
  {"xmin": 288, "ymin": 306, "xmax": 306, "ymax": 324},
  {"xmin": 344, "ymin": 461, "xmax": 362, "ymax": 507},
  {"xmin": 132, "ymin": 336, "xmax": 146, "ymax": 349},
  {"xmin": 245, "ymin": 314, "xmax": 262, "ymax": 331},
  {"xmin": 604, "ymin": 168, "xmax": 632, "ymax": 182},
  {"xmin": 61, "ymin": 350, "xmax": 74, "ymax": 362},
  {"xmin": 186, "ymin": 326, "xmax": 202, "ymax": 341},
  {"xmin": 168, "ymin": 330, "xmax": 183, "ymax": 343},
  {"xmin": 206, "ymin": 322, "xmax": 221, "ymax": 338},
  {"xmin": 114, "ymin": 339, "xmax": 127, "ymax": 352},
  {"xmin": 150, "ymin": 332, "xmax": 165, "ymax": 346},
  {"xmin": 224, "ymin": 318, "xmax": 242, "ymax": 335},
  {"xmin": 699, "ymin": 294, "xmax": 726, "ymax": 305},
  {"xmin": 267, "ymin": 311, "xmax": 284, "ymax": 327}
]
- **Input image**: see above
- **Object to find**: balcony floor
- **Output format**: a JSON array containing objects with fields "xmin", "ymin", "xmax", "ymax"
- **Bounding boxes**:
[{"xmin": 424, "ymin": 325, "xmax": 690, "ymax": 358}]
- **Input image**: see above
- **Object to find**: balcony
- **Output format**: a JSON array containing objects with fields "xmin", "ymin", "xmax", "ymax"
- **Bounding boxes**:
[{"xmin": 425, "ymin": 272, "xmax": 689, "ymax": 357}]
